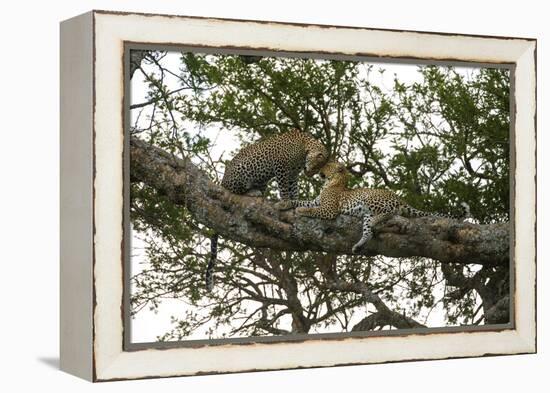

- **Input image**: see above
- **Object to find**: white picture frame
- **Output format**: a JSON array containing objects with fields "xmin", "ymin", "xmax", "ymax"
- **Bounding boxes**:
[{"xmin": 60, "ymin": 10, "xmax": 536, "ymax": 381}]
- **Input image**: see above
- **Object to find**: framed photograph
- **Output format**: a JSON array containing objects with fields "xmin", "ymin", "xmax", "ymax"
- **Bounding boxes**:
[{"xmin": 60, "ymin": 10, "xmax": 536, "ymax": 381}]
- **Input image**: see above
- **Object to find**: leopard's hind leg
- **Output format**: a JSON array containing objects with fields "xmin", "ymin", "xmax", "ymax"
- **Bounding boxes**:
[
  {"xmin": 352, "ymin": 212, "xmax": 373, "ymax": 253},
  {"xmin": 352, "ymin": 212, "xmax": 394, "ymax": 253}
]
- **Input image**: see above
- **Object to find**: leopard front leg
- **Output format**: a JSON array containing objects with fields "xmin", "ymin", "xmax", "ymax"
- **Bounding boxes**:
[
  {"xmin": 287, "ymin": 179, "xmax": 299, "ymax": 200},
  {"xmin": 296, "ymin": 206, "xmax": 337, "ymax": 220},
  {"xmin": 276, "ymin": 173, "xmax": 299, "ymax": 201},
  {"xmin": 275, "ymin": 196, "xmax": 320, "ymax": 211}
]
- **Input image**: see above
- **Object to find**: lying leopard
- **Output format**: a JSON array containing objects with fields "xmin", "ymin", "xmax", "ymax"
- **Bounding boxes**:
[
  {"xmin": 206, "ymin": 130, "xmax": 330, "ymax": 291},
  {"xmin": 277, "ymin": 161, "xmax": 470, "ymax": 253}
]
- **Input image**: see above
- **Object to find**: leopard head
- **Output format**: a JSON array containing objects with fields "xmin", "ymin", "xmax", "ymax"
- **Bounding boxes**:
[
  {"xmin": 319, "ymin": 161, "xmax": 349, "ymax": 186},
  {"xmin": 304, "ymin": 140, "xmax": 329, "ymax": 177}
]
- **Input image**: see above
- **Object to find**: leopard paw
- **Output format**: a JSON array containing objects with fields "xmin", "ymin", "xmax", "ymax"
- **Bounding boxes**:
[
  {"xmin": 245, "ymin": 189, "xmax": 263, "ymax": 198},
  {"xmin": 274, "ymin": 200, "xmax": 294, "ymax": 210}
]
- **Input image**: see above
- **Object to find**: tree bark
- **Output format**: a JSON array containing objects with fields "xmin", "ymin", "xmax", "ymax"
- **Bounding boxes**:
[{"xmin": 130, "ymin": 137, "xmax": 509, "ymax": 267}]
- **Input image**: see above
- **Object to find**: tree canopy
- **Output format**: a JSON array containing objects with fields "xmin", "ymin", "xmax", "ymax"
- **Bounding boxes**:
[{"xmin": 129, "ymin": 51, "xmax": 511, "ymax": 341}]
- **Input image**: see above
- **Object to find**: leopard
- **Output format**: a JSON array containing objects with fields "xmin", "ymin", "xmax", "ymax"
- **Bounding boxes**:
[
  {"xmin": 206, "ymin": 130, "xmax": 330, "ymax": 291},
  {"xmin": 276, "ymin": 161, "xmax": 470, "ymax": 253},
  {"xmin": 221, "ymin": 129, "xmax": 330, "ymax": 199}
]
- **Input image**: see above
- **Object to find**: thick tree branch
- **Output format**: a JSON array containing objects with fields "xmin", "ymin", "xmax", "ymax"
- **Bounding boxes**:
[{"xmin": 130, "ymin": 137, "xmax": 509, "ymax": 267}]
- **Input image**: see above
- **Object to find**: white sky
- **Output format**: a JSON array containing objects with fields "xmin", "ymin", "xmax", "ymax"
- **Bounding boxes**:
[{"xmin": 129, "ymin": 51, "xmax": 485, "ymax": 343}]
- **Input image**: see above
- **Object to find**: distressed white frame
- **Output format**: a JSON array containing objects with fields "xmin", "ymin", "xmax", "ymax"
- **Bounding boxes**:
[{"xmin": 60, "ymin": 10, "xmax": 536, "ymax": 381}]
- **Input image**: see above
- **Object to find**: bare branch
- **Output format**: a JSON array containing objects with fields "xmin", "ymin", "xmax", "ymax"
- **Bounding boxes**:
[{"xmin": 320, "ymin": 278, "xmax": 426, "ymax": 330}]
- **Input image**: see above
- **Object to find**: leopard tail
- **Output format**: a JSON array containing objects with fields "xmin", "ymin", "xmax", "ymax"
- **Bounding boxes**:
[
  {"xmin": 401, "ymin": 202, "xmax": 470, "ymax": 220},
  {"xmin": 205, "ymin": 234, "xmax": 218, "ymax": 292}
]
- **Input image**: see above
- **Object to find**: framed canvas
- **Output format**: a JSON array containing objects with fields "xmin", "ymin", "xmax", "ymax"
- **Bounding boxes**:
[{"xmin": 60, "ymin": 10, "xmax": 537, "ymax": 382}]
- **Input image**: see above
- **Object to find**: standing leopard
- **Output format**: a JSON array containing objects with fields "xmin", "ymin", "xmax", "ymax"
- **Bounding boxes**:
[
  {"xmin": 277, "ymin": 161, "xmax": 470, "ymax": 253},
  {"xmin": 206, "ymin": 130, "xmax": 329, "ymax": 291},
  {"xmin": 221, "ymin": 129, "xmax": 330, "ymax": 199}
]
